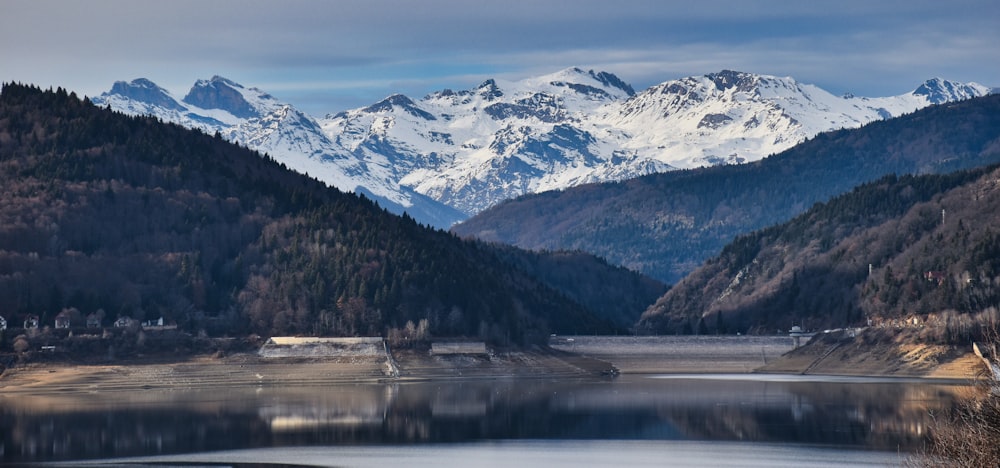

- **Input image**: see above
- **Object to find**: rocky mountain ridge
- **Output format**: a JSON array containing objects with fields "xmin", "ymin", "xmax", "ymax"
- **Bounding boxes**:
[{"xmin": 93, "ymin": 70, "xmax": 991, "ymax": 226}]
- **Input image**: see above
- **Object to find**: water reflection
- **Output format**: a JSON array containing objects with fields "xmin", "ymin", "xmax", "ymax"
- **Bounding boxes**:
[{"xmin": 0, "ymin": 375, "xmax": 967, "ymax": 464}]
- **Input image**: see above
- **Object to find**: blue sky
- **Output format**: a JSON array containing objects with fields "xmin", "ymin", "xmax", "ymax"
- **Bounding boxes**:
[{"xmin": 2, "ymin": 0, "xmax": 997, "ymax": 115}]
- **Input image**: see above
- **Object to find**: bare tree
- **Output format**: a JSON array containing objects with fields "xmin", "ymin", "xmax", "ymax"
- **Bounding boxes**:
[{"xmin": 913, "ymin": 327, "xmax": 1000, "ymax": 467}]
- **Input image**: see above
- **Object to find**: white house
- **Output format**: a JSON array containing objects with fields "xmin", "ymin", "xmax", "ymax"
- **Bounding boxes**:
[
  {"xmin": 54, "ymin": 311, "xmax": 72, "ymax": 329},
  {"xmin": 114, "ymin": 316, "xmax": 134, "ymax": 328},
  {"xmin": 24, "ymin": 314, "xmax": 39, "ymax": 329}
]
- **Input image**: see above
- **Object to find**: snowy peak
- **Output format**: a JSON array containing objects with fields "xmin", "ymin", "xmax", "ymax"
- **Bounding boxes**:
[
  {"xmin": 589, "ymin": 70, "xmax": 635, "ymax": 96},
  {"xmin": 476, "ymin": 79, "xmax": 504, "ymax": 101},
  {"xmin": 528, "ymin": 67, "xmax": 636, "ymax": 101},
  {"xmin": 707, "ymin": 69, "xmax": 760, "ymax": 93},
  {"xmin": 629, "ymin": 70, "xmax": 796, "ymax": 110},
  {"xmin": 105, "ymin": 78, "xmax": 184, "ymax": 111},
  {"xmin": 182, "ymin": 75, "xmax": 269, "ymax": 119},
  {"xmin": 912, "ymin": 78, "xmax": 990, "ymax": 104},
  {"xmin": 418, "ymin": 69, "xmax": 633, "ymax": 113},
  {"xmin": 362, "ymin": 94, "xmax": 436, "ymax": 120}
]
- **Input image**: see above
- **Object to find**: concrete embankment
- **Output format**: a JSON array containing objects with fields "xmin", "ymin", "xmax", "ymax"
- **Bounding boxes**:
[{"xmin": 550, "ymin": 335, "xmax": 795, "ymax": 374}]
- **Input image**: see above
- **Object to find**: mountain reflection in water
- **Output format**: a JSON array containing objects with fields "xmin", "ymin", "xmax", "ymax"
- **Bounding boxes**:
[{"xmin": 0, "ymin": 375, "xmax": 967, "ymax": 464}]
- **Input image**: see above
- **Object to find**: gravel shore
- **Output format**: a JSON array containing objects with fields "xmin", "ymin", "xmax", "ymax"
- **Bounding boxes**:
[{"xmin": 0, "ymin": 335, "xmax": 984, "ymax": 395}]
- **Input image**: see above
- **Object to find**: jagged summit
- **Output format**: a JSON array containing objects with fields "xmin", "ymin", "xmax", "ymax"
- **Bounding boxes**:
[
  {"xmin": 587, "ymin": 69, "xmax": 635, "ymax": 96},
  {"xmin": 182, "ymin": 75, "xmax": 263, "ymax": 119},
  {"xmin": 706, "ymin": 69, "xmax": 760, "ymax": 92},
  {"xmin": 524, "ymin": 67, "xmax": 636, "ymax": 101},
  {"xmin": 105, "ymin": 78, "xmax": 184, "ymax": 111},
  {"xmin": 912, "ymin": 77, "xmax": 990, "ymax": 104},
  {"xmin": 476, "ymin": 79, "xmax": 504, "ymax": 100},
  {"xmin": 362, "ymin": 94, "xmax": 436, "ymax": 120}
]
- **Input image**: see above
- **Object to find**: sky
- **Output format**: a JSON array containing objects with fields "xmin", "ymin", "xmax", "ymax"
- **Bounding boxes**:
[{"xmin": 2, "ymin": 0, "xmax": 997, "ymax": 115}]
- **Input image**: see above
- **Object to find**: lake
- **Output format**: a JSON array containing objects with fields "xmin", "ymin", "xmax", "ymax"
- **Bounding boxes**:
[{"xmin": 0, "ymin": 373, "xmax": 966, "ymax": 466}]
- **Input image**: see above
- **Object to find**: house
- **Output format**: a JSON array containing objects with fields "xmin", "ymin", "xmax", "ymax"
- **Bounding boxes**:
[
  {"xmin": 24, "ymin": 314, "xmax": 39, "ymax": 329},
  {"xmin": 789, "ymin": 325, "xmax": 815, "ymax": 348},
  {"xmin": 86, "ymin": 313, "xmax": 101, "ymax": 328},
  {"xmin": 54, "ymin": 311, "xmax": 72, "ymax": 329},
  {"xmin": 114, "ymin": 316, "xmax": 134, "ymax": 328},
  {"xmin": 0, "ymin": 315, "xmax": 6, "ymax": 331},
  {"xmin": 142, "ymin": 317, "xmax": 164, "ymax": 328},
  {"xmin": 924, "ymin": 271, "xmax": 947, "ymax": 285}
]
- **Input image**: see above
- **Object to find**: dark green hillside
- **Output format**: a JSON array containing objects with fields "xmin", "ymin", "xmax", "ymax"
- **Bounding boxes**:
[
  {"xmin": 487, "ymin": 246, "xmax": 668, "ymax": 329},
  {"xmin": 0, "ymin": 84, "xmax": 616, "ymax": 346},
  {"xmin": 453, "ymin": 95, "xmax": 1000, "ymax": 283},
  {"xmin": 638, "ymin": 164, "xmax": 1000, "ymax": 339}
]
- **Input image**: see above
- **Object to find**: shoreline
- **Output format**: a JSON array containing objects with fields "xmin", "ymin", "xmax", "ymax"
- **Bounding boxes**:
[{"xmin": 0, "ymin": 335, "xmax": 987, "ymax": 395}]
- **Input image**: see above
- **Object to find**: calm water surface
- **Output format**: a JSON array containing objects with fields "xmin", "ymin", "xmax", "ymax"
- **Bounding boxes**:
[{"xmin": 0, "ymin": 374, "xmax": 966, "ymax": 466}]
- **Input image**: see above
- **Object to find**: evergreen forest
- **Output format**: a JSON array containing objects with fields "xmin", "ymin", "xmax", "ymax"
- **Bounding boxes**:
[
  {"xmin": 639, "ymin": 165, "xmax": 1000, "ymax": 343},
  {"xmin": 0, "ymin": 84, "xmax": 640, "ymax": 348}
]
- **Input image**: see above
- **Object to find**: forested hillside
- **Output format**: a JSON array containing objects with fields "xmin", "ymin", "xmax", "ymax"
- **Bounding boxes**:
[
  {"xmin": 638, "ymin": 165, "xmax": 1000, "ymax": 340},
  {"xmin": 487, "ymin": 246, "xmax": 667, "ymax": 329},
  {"xmin": 453, "ymin": 95, "xmax": 1000, "ymax": 283},
  {"xmin": 0, "ymin": 84, "xmax": 621, "ymax": 346}
]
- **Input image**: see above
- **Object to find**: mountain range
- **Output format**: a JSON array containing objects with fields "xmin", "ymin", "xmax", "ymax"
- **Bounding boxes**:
[
  {"xmin": 454, "ymin": 94, "xmax": 1000, "ymax": 283},
  {"xmin": 92, "ymin": 69, "xmax": 991, "ymax": 228}
]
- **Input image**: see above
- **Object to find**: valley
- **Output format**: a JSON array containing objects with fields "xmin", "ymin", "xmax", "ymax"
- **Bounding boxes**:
[{"xmin": 4, "ymin": 3, "xmax": 998, "ymax": 466}]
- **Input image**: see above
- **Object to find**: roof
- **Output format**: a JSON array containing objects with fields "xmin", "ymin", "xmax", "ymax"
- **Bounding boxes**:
[
  {"xmin": 430, "ymin": 342, "xmax": 488, "ymax": 355},
  {"xmin": 267, "ymin": 337, "xmax": 383, "ymax": 346}
]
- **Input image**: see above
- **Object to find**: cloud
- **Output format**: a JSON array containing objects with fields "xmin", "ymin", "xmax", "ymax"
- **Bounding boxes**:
[{"xmin": 2, "ymin": 0, "xmax": 997, "ymax": 113}]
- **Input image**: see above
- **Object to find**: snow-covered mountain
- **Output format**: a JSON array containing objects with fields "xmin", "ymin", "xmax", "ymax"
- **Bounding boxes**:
[
  {"xmin": 93, "ymin": 70, "xmax": 991, "ymax": 225},
  {"xmin": 602, "ymin": 72, "xmax": 991, "ymax": 168},
  {"xmin": 92, "ymin": 76, "xmax": 466, "ymax": 229},
  {"xmin": 322, "ymin": 68, "xmax": 989, "ymax": 215},
  {"xmin": 323, "ymin": 68, "xmax": 639, "ymax": 215}
]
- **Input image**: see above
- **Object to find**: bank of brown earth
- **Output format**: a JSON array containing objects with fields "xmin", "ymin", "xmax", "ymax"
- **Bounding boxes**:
[
  {"xmin": 0, "ymin": 346, "xmax": 616, "ymax": 396},
  {"xmin": 549, "ymin": 333, "xmax": 986, "ymax": 380},
  {"xmin": 1, "ymin": 331, "xmax": 984, "ymax": 396},
  {"xmin": 0, "ymin": 354, "xmax": 395, "ymax": 396},
  {"xmin": 391, "ymin": 347, "xmax": 616, "ymax": 380},
  {"xmin": 757, "ymin": 328, "xmax": 987, "ymax": 380}
]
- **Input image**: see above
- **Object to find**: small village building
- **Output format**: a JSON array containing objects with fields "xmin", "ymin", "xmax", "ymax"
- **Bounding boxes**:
[
  {"xmin": 142, "ymin": 317, "xmax": 164, "ymax": 328},
  {"xmin": 23, "ymin": 314, "xmax": 39, "ymax": 329},
  {"xmin": 924, "ymin": 271, "xmax": 947, "ymax": 285},
  {"xmin": 0, "ymin": 315, "xmax": 6, "ymax": 331},
  {"xmin": 789, "ymin": 325, "xmax": 815, "ymax": 348},
  {"xmin": 114, "ymin": 316, "xmax": 134, "ymax": 328},
  {"xmin": 86, "ymin": 313, "xmax": 101, "ymax": 328},
  {"xmin": 54, "ymin": 311, "xmax": 72, "ymax": 329}
]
